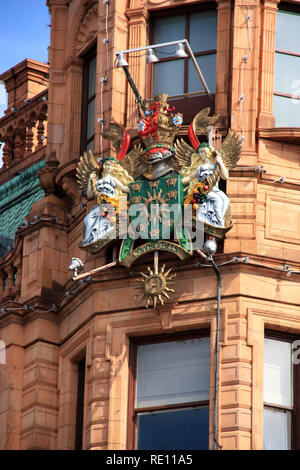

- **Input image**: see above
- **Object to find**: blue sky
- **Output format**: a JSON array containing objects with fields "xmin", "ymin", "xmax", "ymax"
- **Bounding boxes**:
[{"xmin": 0, "ymin": 1, "xmax": 50, "ymax": 118}]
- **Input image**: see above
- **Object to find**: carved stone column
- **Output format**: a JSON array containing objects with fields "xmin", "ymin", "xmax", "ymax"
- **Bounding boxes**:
[
  {"xmin": 2, "ymin": 135, "xmax": 13, "ymax": 167},
  {"xmin": 63, "ymin": 58, "xmax": 83, "ymax": 163},
  {"xmin": 36, "ymin": 116, "xmax": 46, "ymax": 150},
  {"xmin": 25, "ymin": 120, "xmax": 35, "ymax": 156},
  {"xmin": 125, "ymin": 6, "xmax": 148, "ymax": 130},
  {"xmin": 46, "ymin": 0, "xmax": 68, "ymax": 164},
  {"xmin": 230, "ymin": 0, "xmax": 260, "ymax": 166},
  {"xmin": 14, "ymin": 130, "xmax": 25, "ymax": 160},
  {"xmin": 215, "ymin": 0, "xmax": 232, "ymax": 128},
  {"xmin": 6, "ymin": 265, "xmax": 15, "ymax": 295},
  {"xmin": 258, "ymin": 0, "xmax": 279, "ymax": 128}
]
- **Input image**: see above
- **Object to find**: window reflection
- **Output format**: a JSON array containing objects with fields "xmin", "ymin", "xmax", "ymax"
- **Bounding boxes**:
[
  {"xmin": 133, "ymin": 337, "xmax": 210, "ymax": 450},
  {"xmin": 151, "ymin": 9, "xmax": 217, "ymax": 108}
]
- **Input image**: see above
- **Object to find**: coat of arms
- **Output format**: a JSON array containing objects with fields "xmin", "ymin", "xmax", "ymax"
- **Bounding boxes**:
[{"xmin": 74, "ymin": 94, "xmax": 241, "ymax": 307}]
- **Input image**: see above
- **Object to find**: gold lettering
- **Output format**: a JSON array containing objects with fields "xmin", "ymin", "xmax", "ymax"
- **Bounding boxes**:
[
  {"xmin": 131, "ymin": 196, "xmax": 142, "ymax": 203},
  {"xmin": 131, "ymin": 183, "xmax": 142, "ymax": 192},
  {"xmin": 166, "ymin": 177, "xmax": 177, "ymax": 187},
  {"xmin": 149, "ymin": 181, "xmax": 159, "ymax": 189}
]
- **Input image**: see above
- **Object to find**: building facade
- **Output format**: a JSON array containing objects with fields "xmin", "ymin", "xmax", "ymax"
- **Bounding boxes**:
[{"xmin": 0, "ymin": 0, "xmax": 299, "ymax": 450}]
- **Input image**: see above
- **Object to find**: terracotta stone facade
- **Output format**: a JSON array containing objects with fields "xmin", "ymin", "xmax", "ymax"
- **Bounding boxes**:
[{"xmin": 0, "ymin": 0, "xmax": 299, "ymax": 450}]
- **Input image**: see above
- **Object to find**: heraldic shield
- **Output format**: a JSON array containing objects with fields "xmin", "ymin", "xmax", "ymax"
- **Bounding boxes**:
[
  {"xmin": 128, "ymin": 175, "xmax": 183, "ymax": 241},
  {"xmin": 119, "ymin": 174, "xmax": 187, "ymax": 265}
]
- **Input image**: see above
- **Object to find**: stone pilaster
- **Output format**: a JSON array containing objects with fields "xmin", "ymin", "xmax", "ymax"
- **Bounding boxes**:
[
  {"xmin": 21, "ymin": 341, "xmax": 59, "ymax": 449},
  {"xmin": 63, "ymin": 59, "xmax": 83, "ymax": 162},
  {"xmin": 86, "ymin": 332, "xmax": 111, "ymax": 450},
  {"xmin": 125, "ymin": 6, "xmax": 148, "ymax": 130},
  {"xmin": 218, "ymin": 304, "xmax": 253, "ymax": 449},
  {"xmin": 215, "ymin": 0, "xmax": 233, "ymax": 128},
  {"xmin": 20, "ymin": 195, "xmax": 69, "ymax": 304},
  {"xmin": 47, "ymin": 2, "xmax": 68, "ymax": 163},
  {"xmin": 224, "ymin": 176, "xmax": 257, "ymax": 254},
  {"xmin": 230, "ymin": 0, "xmax": 260, "ymax": 165},
  {"xmin": 0, "ymin": 334, "xmax": 24, "ymax": 449},
  {"xmin": 257, "ymin": 0, "xmax": 279, "ymax": 128}
]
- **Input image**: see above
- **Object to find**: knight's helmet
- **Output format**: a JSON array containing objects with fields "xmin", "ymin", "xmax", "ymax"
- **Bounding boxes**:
[{"xmin": 137, "ymin": 94, "xmax": 183, "ymax": 163}]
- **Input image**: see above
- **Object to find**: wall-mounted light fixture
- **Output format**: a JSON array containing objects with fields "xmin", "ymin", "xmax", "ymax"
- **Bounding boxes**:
[
  {"xmin": 146, "ymin": 48, "xmax": 159, "ymax": 64},
  {"xmin": 116, "ymin": 38, "xmax": 211, "ymax": 106}
]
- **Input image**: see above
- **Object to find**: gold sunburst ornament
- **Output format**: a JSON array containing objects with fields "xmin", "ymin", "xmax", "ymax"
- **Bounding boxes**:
[{"xmin": 135, "ymin": 251, "xmax": 176, "ymax": 308}]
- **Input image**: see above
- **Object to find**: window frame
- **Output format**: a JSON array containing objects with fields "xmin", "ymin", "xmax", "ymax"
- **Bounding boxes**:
[
  {"xmin": 273, "ymin": 4, "xmax": 300, "ymax": 126},
  {"xmin": 80, "ymin": 43, "xmax": 97, "ymax": 154},
  {"xmin": 264, "ymin": 329, "xmax": 300, "ymax": 450},
  {"xmin": 74, "ymin": 356, "xmax": 86, "ymax": 450},
  {"xmin": 148, "ymin": 3, "xmax": 217, "ymax": 122},
  {"xmin": 127, "ymin": 329, "xmax": 210, "ymax": 450}
]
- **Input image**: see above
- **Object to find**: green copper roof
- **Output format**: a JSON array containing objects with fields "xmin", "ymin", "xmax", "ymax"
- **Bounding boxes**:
[{"xmin": 0, "ymin": 159, "xmax": 46, "ymax": 241}]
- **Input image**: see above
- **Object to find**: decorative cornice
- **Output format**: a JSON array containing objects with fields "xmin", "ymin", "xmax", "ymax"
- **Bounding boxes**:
[
  {"xmin": 126, "ymin": 6, "xmax": 149, "ymax": 19},
  {"xmin": 262, "ymin": 0, "xmax": 280, "ymax": 5},
  {"xmin": 257, "ymin": 127, "xmax": 300, "ymax": 144},
  {"xmin": 63, "ymin": 56, "xmax": 84, "ymax": 72},
  {"xmin": 146, "ymin": 0, "xmax": 212, "ymax": 9},
  {"xmin": 0, "ymin": 90, "xmax": 48, "ymax": 129},
  {"xmin": 0, "ymin": 59, "xmax": 48, "ymax": 83},
  {"xmin": 47, "ymin": 0, "xmax": 70, "ymax": 7}
]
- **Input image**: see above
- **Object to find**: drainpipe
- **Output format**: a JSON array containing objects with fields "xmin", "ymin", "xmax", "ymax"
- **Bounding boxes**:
[
  {"xmin": 209, "ymin": 255, "xmax": 221, "ymax": 450},
  {"xmin": 198, "ymin": 248, "xmax": 222, "ymax": 450}
]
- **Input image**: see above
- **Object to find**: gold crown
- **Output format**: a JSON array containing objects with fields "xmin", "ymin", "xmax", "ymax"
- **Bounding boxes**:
[{"xmin": 141, "ymin": 94, "xmax": 182, "ymax": 153}]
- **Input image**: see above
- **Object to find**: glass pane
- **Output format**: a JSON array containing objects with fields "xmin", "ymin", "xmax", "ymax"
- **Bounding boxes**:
[
  {"xmin": 87, "ymin": 99, "xmax": 95, "ymax": 140},
  {"xmin": 188, "ymin": 55, "xmax": 216, "ymax": 93},
  {"xmin": 276, "ymin": 10, "xmax": 300, "ymax": 54},
  {"xmin": 264, "ymin": 338, "xmax": 292, "ymax": 407},
  {"xmin": 274, "ymin": 53, "xmax": 300, "ymax": 94},
  {"xmin": 274, "ymin": 95, "xmax": 300, "ymax": 127},
  {"xmin": 136, "ymin": 406, "xmax": 209, "ymax": 450},
  {"xmin": 153, "ymin": 60, "xmax": 184, "ymax": 97},
  {"xmin": 264, "ymin": 408, "xmax": 291, "ymax": 450},
  {"xmin": 88, "ymin": 56, "xmax": 96, "ymax": 98},
  {"xmin": 153, "ymin": 16, "xmax": 185, "ymax": 58},
  {"xmin": 190, "ymin": 10, "xmax": 217, "ymax": 52},
  {"xmin": 136, "ymin": 337, "xmax": 210, "ymax": 408}
]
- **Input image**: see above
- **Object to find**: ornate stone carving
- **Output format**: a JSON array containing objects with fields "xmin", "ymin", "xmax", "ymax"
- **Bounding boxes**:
[
  {"xmin": 13, "ymin": 130, "xmax": 25, "ymax": 160},
  {"xmin": 38, "ymin": 151, "xmax": 60, "ymax": 194},
  {"xmin": 76, "ymin": 4, "xmax": 98, "ymax": 57},
  {"xmin": 2, "ymin": 135, "xmax": 13, "ymax": 168},
  {"xmin": 61, "ymin": 175, "xmax": 80, "ymax": 204},
  {"xmin": 25, "ymin": 121, "xmax": 35, "ymax": 155}
]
